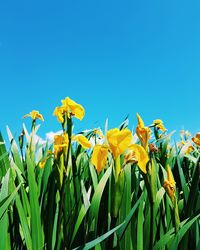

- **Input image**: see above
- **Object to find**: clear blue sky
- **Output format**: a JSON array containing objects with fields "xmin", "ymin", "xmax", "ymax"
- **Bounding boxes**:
[{"xmin": 0, "ymin": 0, "xmax": 200, "ymax": 140}]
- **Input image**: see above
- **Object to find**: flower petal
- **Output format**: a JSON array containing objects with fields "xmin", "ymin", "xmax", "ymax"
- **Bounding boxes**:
[
  {"xmin": 91, "ymin": 145, "xmax": 109, "ymax": 174},
  {"xmin": 74, "ymin": 135, "xmax": 91, "ymax": 149},
  {"xmin": 107, "ymin": 128, "xmax": 132, "ymax": 158},
  {"xmin": 128, "ymin": 144, "xmax": 149, "ymax": 173}
]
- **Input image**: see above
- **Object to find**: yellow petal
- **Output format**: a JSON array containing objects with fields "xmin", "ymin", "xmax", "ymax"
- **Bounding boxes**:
[
  {"xmin": 192, "ymin": 133, "xmax": 200, "ymax": 148},
  {"xmin": 166, "ymin": 165, "xmax": 176, "ymax": 187},
  {"xmin": 136, "ymin": 113, "xmax": 145, "ymax": 128},
  {"xmin": 54, "ymin": 132, "xmax": 69, "ymax": 157},
  {"xmin": 74, "ymin": 135, "xmax": 91, "ymax": 149},
  {"xmin": 128, "ymin": 144, "xmax": 149, "ymax": 173},
  {"xmin": 23, "ymin": 110, "xmax": 44, "ymax": 121},
  {"xmin": 39, "ymin": 159, "xmax": 46, "ymax": 169},
  {"xmin": 61, "ymin": 97, "xmax": 85, "ymax": 120},
  {"xmin": 136, "ymin": 113, "xmax": 151, "ymax": 151},
  {"xmin": 53, "ymin": 106, "xmax": 65, "ymax": 123},
  {"xmin": 185, "ymin": 145, "xmax": 194, "ymax": 154},
  {"xmin": 164, "ymin": 166, "xmax": 176, "ymax": 199},
  {"xmin": 153, "ymin": 119, "xmax": 166, "ymax": 132},
  {"xmin": 107, "ymin": 128, "xmax": 132, "ymax": 158},
  {"xmin": 91, "ymin": 145, "xmax": 109, "ymax": 174}
]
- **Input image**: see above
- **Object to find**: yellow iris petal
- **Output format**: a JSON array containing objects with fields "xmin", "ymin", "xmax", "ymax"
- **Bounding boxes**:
[
  {"xmin": 39, "ymin": 159, "xmax": 46, "ymax": 169},
  {"xmin": 74, "ymin": 135, "xmax": 91, "ymax": 149},
  {"xmin": 53, "ymin": 106, "xmax": 65, "ymax": 123},
  {"xmin": 164, "ymin": 165, "xmax": 176, "ymax": 199},
  {"xmin": 153, "ymin": 119, "xmax": 166, "ymax": 132},
  {"xmin": 136, "ymin": 113, "xmax": 151, "ymax": 151},
  {"xmin": 128, "ymin": 144, "xmax": 149, "ymax": 174},
  {"xmin": 61, "ymin": 97, "xmax": 85, "ymax": 120},
  {"xmin": 107, "ymin": 128, "xmax": 132, "ymax": 159},
  {"xmin": 192, "ymin": 133, "xmax": 200, "ymax": 148},
  {"xmin": 136, "ymin": 113, "xmax": 145, "ymax": 127},
  {"xmin": 23, "ymin": 110, "xmax": 44, "ymax": 121},
  {"xmin": 54, "ymin": 132, "xmax": 69, "ymax": 157},
  {"xmin": 91, "ymin": 145, "xmax": 109, "ymax": 174}
]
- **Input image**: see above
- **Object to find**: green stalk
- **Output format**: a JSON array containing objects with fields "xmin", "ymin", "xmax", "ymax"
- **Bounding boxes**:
[
  {"xmin": 173, "ymin": 197, "xmax": 180, "ymax": 234},
  {"xmin": 150, "ymin": 201, "xmax": 155, "ymax": 250},
  {"xmin": 108, "ymin": 156, "xmax": 125, "ymax": 249},
  {"xmin": 55, "ymin": 117, "xmax": 73, "ymax": 249}
]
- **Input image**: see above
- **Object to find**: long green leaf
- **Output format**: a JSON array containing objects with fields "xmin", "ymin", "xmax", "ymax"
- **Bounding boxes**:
[{"xmin": 26, "ymin": 151, "xmax": 44, "ymax": 250}]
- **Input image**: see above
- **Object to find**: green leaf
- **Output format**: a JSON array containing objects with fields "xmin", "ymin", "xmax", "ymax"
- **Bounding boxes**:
[
  {"xmin": 6, "ymin": 126, "xmax": 24, "ymax": 175},
  {"xmin": 0, "ymin": 183, "xmax": 20, "ymax": 220},
  {"xmin": 169, "ymin": 213, "xmax": 200, "ymax": 249},
  {"xmin": 26, "ymin": 151, "xmax": 44, "ymax": 250},
  {"xmin": 137, "ymin": 201, "xmax": 144, "ymax": 250},
  {"xmin": 73, "ymin": 222, "xmax": 124, "ymax": 250},
  {"xmin": 118, "ymin": 193, "xmax": 143, "ymax": 240},
  {"xmin": 88, "ymin": 166, "xmax": 112, "ymax": 229},
  {"xmin": 70, "ymin": 181, "xmax": 91, "ymax": 245},
  {"xmin": 15, "ymin": 194, "xmax": 32, "ymax": 250}
]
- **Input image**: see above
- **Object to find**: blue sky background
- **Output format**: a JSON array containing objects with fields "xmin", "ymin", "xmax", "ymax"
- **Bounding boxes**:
[{"xmin": 0, "ymin": 0, "xmax": 200, "ymax": 141}]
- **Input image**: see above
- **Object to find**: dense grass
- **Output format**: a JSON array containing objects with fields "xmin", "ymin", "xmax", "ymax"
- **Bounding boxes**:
[{"xmin": 0, "ymin": 98, "xmax": 199, "ymax": 250}]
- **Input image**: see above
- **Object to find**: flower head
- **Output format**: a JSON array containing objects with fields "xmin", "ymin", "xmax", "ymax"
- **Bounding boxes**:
[
  {"xmin": 192, "ymin": 132, "xmax": 200, "ymax": 148},
  {"xmin": 23, "ymin": 110, "xmax": 44, "ymax": 121},
  {"xmin": 39, "ymin": 158, "xmax": 46, "ymax": 169},
  {"xmin": 61, "ymin": 97, "xmax": 85, "ymax": 120},
  {"xmin": 136, "ymin": 113, "xmax": 151, "ymax": 151},
  {"xmin": 54, "ymin": 132, "xmax": 69, "ymax": 158},
  {"xmin": 153, "ymin": 119, "xmax": 166, "ymax": 132},
  {"xmin": 91, "ymin": 128, "xmax": 132, "ymax": 174},
  {"xmin": 164, "ymin": 165, "xmax": 176, "ymax": 200},
  {"xmin": 107, "ymin": 128, "xmax": 132, "ymax": 159},
  {"xmin": 53, "ymin": 106, "xmax": 66, "ymax": 123},
  {"xmin": 126, "ymin": 144, "xmax": 149, "ymax": 173}
]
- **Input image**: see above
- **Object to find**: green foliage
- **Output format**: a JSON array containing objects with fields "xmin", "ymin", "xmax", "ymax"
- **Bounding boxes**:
[{"xmin": 0, "ymin": 118, "xmax": 199, "ymax": 250}]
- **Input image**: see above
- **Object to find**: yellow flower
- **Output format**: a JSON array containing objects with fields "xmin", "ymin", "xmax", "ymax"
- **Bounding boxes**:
[
  {"xmin": 91, "ymin": 145, "xmax": 109, "ymax": 174},
  {"xmin": 61, "ymin": 97, "xmax": 85, "ymax": 120},
  {"xmin": 127, "ymin": 144, "xmax": 149, "ymax": 173},
  {"xmin": 192, "ymin": 132, "xmax": 200, "ymax": 148},
  {"xmin": 93, "ymin": 128, "xmax": 104, "ymax": 138},
  {"xmin": 164, "ymin": 165, "xmax": 176, "ymax": 199},
  {"xmin": 91, "ymin": 128, "xmax": 132, "ymax": 174},
  {"xmin": 73, "ymin": 134, "xmax": 92, "ymax": 149},
  {"xmin": 53, "ymin": 106, "xmax": 66, "ymax": 123},
  {"xmin": 39, "ymin": 158, "xmax": 46, "ymax": 169},
  {"xmin": 23, "ymin": 110, "xmax": 44, "ymax": 121},
  {"xmin": 54, "ymin": 132, "xmax": 69, "ymax": 157},
  {"xmin": 153, "ymin": 119, "xmax": 166, "ymax": 132},
  {"xmin": 136, "ymin": 113, "xmax": 151, "ymax": 151},
  {"xmin": 107, "ymin": 128, "xmax": 132, "ymax": 159},
  {"xmin": 185, "ymin": 145, "xmax": 194, "ymax": 154}
]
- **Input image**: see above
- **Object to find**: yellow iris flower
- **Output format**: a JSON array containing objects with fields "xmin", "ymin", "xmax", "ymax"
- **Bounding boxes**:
[
  {"xmin": 53, "ymin": 97, "xmax": 85, "ymax": 123},
  {"xmin": 73, "ymin": 134, "xmax": 92, "ymax": 149},
  {"xmin": 23, "ymin": 110, "xmax": 44, "ymax": 121},
  {"xmin": 39, "ymin": 158, "xmax": 46, "ymax": 169},
  {"xmin": 153, "ymin": 119, "xmax": 166, "ymax": 132},
  {"xmin": 126, "ymin": 144, "xmax": 149, "ymax": 174},
  {"xmin": 107, "ymin": 128, "xmax": 132, "ymax": 159},
  {"xmin": 164, "ymin": 165, "xmax": 176, "ymax": 200},
  {"xmin": 91, "ymin": 128, "xmax": 132, "ymax": 174},
  {"xmin": 54, "ymin": 132, "xmax": 69, "ymax": 158},
  {"xmin": 192, "ymin": 132, "xmax": 200, "ymax": 148},
  {"xmin": 61, "ymin": 97, "xmax": 85, "ymax": 120},
  {"xmin": 136, "ymin": 113, "xmax": 151, "ymax": 151},
  {"xmin": 53, "ymin": 106, "xmax": 66, "ymax": 123}
]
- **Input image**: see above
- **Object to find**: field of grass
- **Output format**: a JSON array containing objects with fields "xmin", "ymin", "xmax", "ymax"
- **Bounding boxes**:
[{"xmin": 0, "ymin": 97, "xmax": 199, "ymax": 250}]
